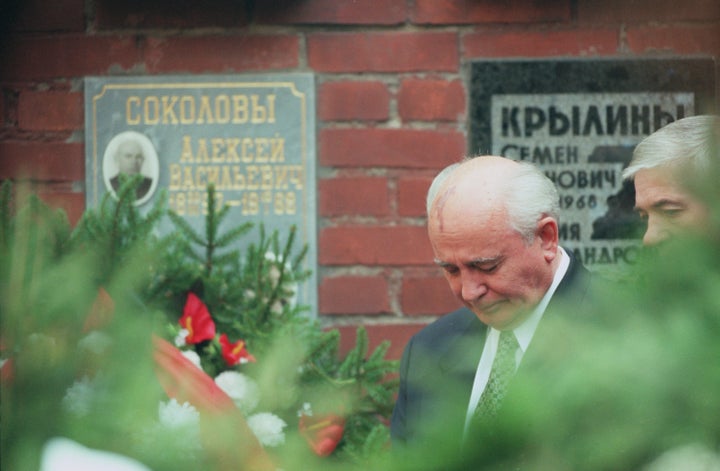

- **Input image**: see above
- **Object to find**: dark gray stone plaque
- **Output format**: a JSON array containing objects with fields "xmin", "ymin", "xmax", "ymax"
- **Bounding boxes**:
[
  {"xmin": 469, "ymin": 58, "xmax": 717, "ymax": 272},
  {"xmin": 85, "ymin": 74, "xmax": 317, "ymax": 312}
]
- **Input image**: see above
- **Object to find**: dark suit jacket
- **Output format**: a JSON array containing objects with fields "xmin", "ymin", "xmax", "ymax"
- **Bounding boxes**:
[
  {"xmin": 391, "ymin": 250, "xmax": 596, "ymax": 455},
  {"xmin": 110, "ymin": 174, "xmax": 153, "ymax": 200}
]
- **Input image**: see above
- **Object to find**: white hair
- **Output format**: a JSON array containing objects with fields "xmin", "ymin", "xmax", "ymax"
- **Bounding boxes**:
[
  {"xmin": 426, "ymin": 162, "xmax": 461, "ymax": 215},
  {"xmin": 426, "ymin": 156, "xmax": 560, "ymax": 244},
  {"xmin": 623, "ymin": 115, "xmax": 720, "ymax": 180}
]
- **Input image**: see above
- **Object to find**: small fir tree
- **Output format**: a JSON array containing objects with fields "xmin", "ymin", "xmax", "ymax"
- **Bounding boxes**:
[{"xmin": 0, "ymin": 179, "xmax": 399, "ymax": 470}]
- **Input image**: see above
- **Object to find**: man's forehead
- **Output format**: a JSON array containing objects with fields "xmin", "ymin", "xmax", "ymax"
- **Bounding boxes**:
[
  {"xmin": 634, "ymin": 168, "xmax": 688, "ymax": 206},
  {"xmin": 435, "ymin": 170, "xmax": 498, "ymax": 211},
  {"xmin": 118, "ymin": 141, "xmax": 142, "ymax": 153}
]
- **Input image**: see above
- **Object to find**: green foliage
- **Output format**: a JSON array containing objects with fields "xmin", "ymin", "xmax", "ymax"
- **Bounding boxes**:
[
  {"xmin": 147, "ymin": 186, "xmax": 313, "ymax": 346},
  {"xmin": 147, "ymin": 184, "xmax": 398, "ymax": 462},
  {"xmin": 1, "ymin": 179, "xmax": 399, "ymax": 470},
  {"xmin": 8, "ymin": 169, "xmax": 720, "ymax": 471},
  {"xmin": 70, "ymin": 175, "xmax": 165, "ymax": 284},
  {"xmin": 0, "ymin": 181, "xmax": 168, "ymax": 471},
  {"xmin": 0, "ymin": 182, "xmax": 72, "ymax": 285}
]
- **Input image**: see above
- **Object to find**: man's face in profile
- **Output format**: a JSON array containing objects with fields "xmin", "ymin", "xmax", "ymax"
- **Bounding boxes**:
[
  {"xmin": 633, "ymin": 166, "xmax": 710, "ymax": 246},
  {"xmin": 115, "ymin": 140, "xmax": 145, "ymax": 175}
]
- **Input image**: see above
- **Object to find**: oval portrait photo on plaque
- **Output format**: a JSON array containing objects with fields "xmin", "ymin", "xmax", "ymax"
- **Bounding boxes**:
[{"xmin": 102, "ymin": 130, "xmax": 160, "ymax": 206}]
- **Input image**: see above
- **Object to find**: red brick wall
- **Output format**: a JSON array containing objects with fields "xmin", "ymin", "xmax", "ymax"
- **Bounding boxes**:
[{"xmin": 1, "ymin": 0, "xmax": 719, "ymax": 358}]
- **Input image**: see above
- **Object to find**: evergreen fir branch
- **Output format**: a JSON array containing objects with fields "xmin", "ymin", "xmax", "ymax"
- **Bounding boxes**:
[
  {"xmin": 362, "ymin": 424, "xmax": 390, "ymax": 457},
  {"xmin": 366, "ymin": 340, "xmax": 392, "ymax": 366},
  {"xmin": 212, "ymin": 195, "xmax": 232, "ymax": 227},
  {"xmin": 247, "ymin": 225, "xmax": 310, "ymax": 329},
  {"xmin": 3, "ymin": 192, "xmax": 86, "ymax": 329},
  {"xmin": 167, "ymin": 211, "xmax": 205, "ymax": 246},
  {"xmin": 10, "ymin": 196, "xmax": 43, "ymax": 298},
  {"xmin": 203, "ymin": 186, "xmax": 219, "ymax": 271},
  {"xmin": 278, "ymin": 225, "xmax": 296, "ymax": 269},
  {"xmin": 291, "ymin": 242, "xmax": 309, "ymax": 271},
  {"xmin": 337, "ymin": 327, "xmax": 369, "ymax": 379},
  {"xmin": 213, "ymin": 222, "xmax": 253, "ymax": 249},
  {"xmin": 72, "ymin": 192, "xmax": 112, "ymax": 244},
  {"xmin": 138, "ymin": 191, "xmax": 167, "ymax": 236},
  {"xmin": 68, "ymin": 179, "xmax": 165, "ymax": 285},
  {"xmin": 305, "ymin": 329, "xmax": 341, "ymax": 373},
  {"xmin": 126, "ymin": 194, "xmax": 140, "ymax": 233},
  {"xmin": 101, "ymin": 178, "xmax": 146, "ymax": 272},
  {"xmin": 44, "ymin": 206, "xmax": 72, "ymax": 261},
  {"xmin": 211, "ymin": 250, "xmax": 242, "ymax": 270},
  {"xmin": 337, "ymin": 414, "xmax": 382, "ymax": 462},
  {"xmin": 202, "ymin": 187, "xmax": 237, "ymax": 277},
  {"xmin": 360, "ymin": 360, "xmax": 398, "ymax": 384},
  {"xmin": 250, "ymin": 228, "xmax": 275, "ymax": 325},
  {"xmin": 14, "ymin": 195, "xmax": 73, "ymax": 285},
  {"xmin": 302, "ymin": 328, "xmax": 358, "ymax": 386},
  {"xmin": 270, "ymin": 224, "xmax": 281, "ymax": 255},
  {"xmin": 363, "ymin": 382, "xmax": 395, "ymax": 411},
  {"xmin": 164, "ymin": 234, "xmax": 193, "ymax": 258},
  {"xmin": 166, "ymin": 186, "xmax": 256, "ymax": 280}
]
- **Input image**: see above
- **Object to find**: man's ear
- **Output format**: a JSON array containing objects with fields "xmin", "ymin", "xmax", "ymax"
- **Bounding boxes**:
[{"xmin": 536, "ymin": 216, "xmax": 559, "ymax": 262}]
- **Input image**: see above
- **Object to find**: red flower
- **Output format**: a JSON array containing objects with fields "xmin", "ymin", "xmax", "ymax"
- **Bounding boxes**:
[
  {"xmin": 219, "ymin": 333, "xmax": 256, "ymax": 366},
  {"xmin": 299, "ymin": 413, "xmax": 345, "ymax": 457},
  {"xmin": 178, "ymin": 293, "xmax": 216, "ymax": 344}
]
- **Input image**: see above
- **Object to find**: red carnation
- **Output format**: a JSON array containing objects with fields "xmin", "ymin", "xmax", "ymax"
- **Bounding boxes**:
[
  {"xmin": 178, "ymin": 293, "xmax": 216, "ymax": 344},
  {"xmin": 219, "ymin": 333, "xmax": 256, "ymax": 366}
]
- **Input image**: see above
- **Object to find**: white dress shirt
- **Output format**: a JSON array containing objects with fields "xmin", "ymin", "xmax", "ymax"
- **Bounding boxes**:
[{"xmin": 463, "ymin": 247, "xmax": 570, "ymax": 435}]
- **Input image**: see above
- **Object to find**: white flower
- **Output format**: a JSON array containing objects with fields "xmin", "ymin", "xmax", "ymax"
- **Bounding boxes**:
[
  {"xmin": 78, "ymin": 331, "xmax": 112, "ymax": 355},
  {"xmin": 268, "ymin": 265, "xmax": 281, "ymax": 287},
  {"xmin": 135, "ymin": 401, "xmax": 201, "ymax": 462},
  {"xmin": 643, "ymin": 443, "xmax": 720, "ymax": 471},
  {"xmin": 270, "ymin": 300, "xmax": 283, "ymax": 315},
  {"xmin": 214, "ymin": 371, "xmax": 259, "ymax": 415},
  {"xmin": 174, "ymin": 329, "xmax": 189, "ymax": 348},
  {"xmin": 41, "ymin": 437, "xmax": 152, "ymax": 471},
  {"xmin": 62, "ymin": 376, "xmax": 98, "ymax": 417},
  {"xmin": 158, "ymin": 399, "xmax": 200, "ymax": 429},
  {"xmin": 180, "ymin": 350, "xmax": 202, "ymax": 369},
  {"xmin": 264, "ymin": 251, "xmax": 298, "ymax": 307},
  {"xmin": 247, "ymin": 412, "xmax": 287, "ymax": 448},
  {"xmin": 298, "ymin": 402, "xmax": 313, "ymax": 417}
]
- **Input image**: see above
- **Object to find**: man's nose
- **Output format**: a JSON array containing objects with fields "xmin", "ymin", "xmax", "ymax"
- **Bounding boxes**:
[
  {"xmin": 642, "ymin": 217, "xmax": 669, "ymax": 246},
  {"xmin": 460, "ymin": 272, "xmax": 488, "ymax": 302}
]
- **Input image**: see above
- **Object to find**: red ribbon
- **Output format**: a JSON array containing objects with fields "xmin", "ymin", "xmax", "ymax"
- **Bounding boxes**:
[
  {"xmin": 152, "ymin": 335, "xmax": 274, "ymax": 471},
  {"xmin": 299, "ymin": 413, "xmax": 345, "ymax": 457}
]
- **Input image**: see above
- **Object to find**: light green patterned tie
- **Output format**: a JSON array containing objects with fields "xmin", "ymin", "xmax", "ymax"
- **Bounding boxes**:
[{"xmin": 474, "ymin": 330, "xmax": 519, "ymax": 420}]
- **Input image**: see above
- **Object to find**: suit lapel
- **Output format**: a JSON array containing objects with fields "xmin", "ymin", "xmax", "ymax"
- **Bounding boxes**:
[
  {"xmin": 437, "ymin": 309, "xmax": 487, "ymax": 377},
  {"xmin": 435, "ymin": 309, "xmax": 488, "ymax": 429},
  {"xmin": 547, "ymin": 249, "xmax": 592, "ymax": 310},
  {"xmin": 517, "ymin": 250, "xmax": 593, "ymax": 375}
]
